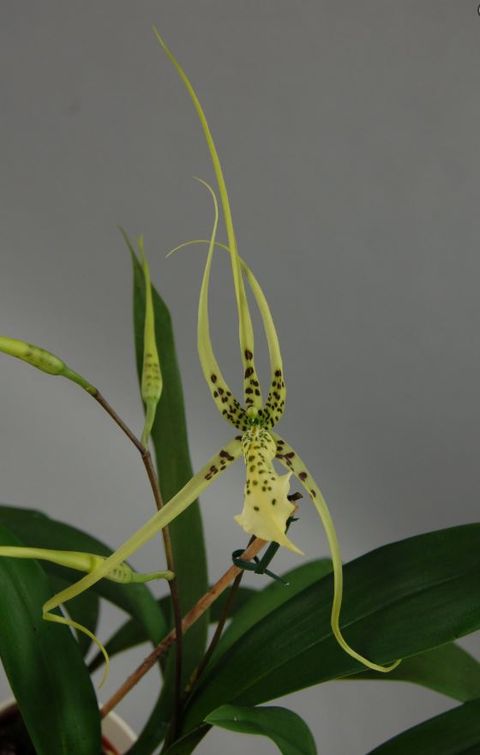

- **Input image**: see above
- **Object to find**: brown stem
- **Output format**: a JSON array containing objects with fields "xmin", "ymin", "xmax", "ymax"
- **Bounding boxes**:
[
  {"xmin": 100, "ymin": 535, "xmax": 267, "ymax": 719},
  {"xmin": 94, "ymin": 391, "xmax": 145, "ymax": 454},
  {"xmin": 93, "ymin": 390, "xmax": 183, "ymax": 733},
  {"xmin": 188, "ymin": 570, "xmax": 244, "ymax": 692},
  {"xmin": 184, "ymin": 497, "xmax": 300, "ymax": 697},
  {"xmin": 186, "ymin": 535, "xmax": 254, "ymax": 694},
  {"xmin": 137, "ymin": 444, "xmax": 183, "ymax": 735}
]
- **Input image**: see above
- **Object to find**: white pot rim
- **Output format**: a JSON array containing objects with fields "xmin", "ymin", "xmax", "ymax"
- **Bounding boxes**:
[{"xmin": 101, "ymin": 706, "xmax": 138, "ymax": 752}]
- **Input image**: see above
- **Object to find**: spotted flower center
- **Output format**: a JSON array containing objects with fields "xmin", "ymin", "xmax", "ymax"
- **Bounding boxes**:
[{"xmin": 234, "ymin": 427, "xmax": 302, "ymax": 554}]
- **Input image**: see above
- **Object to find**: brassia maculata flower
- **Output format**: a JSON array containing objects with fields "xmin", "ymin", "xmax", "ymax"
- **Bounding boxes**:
[{"xmin": 0, "ymin": 32, "xmax": 400, "ymax": 678}]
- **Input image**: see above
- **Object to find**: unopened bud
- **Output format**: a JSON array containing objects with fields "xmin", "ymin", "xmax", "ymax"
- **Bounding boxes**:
[
  {"xmin": 0, "ymin": 336, "xmax": 96, "ymax": 394},
  {"xmin": 138, "ymin": 237, "xmax": 162, "ymax": 446}
]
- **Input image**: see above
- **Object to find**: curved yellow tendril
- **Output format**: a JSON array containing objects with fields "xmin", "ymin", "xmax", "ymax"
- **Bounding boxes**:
[
  {"xmin": 191, "ymin": 179, "xmax": 247, "ymax": 430},
  {"xmin": 273, "ymin": 432, "xmax": 401, "ymax": 673},
  {"xmin": 0, "ymin": 545, "xmax": 174, "ymax": 686}
]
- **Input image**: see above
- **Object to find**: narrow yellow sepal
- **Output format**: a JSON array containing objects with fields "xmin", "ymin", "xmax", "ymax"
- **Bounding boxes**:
[
  {"xmin": 0, "ymin": 544, "xmax": 174, "ymax": 687},
  {"xmin": 153, "ymin": 28, "xmax": 263, "ymax": 409},
  {"xmin": 166, "ymin": 238, "xmax": 286, "ymax": 427},
  {"xmin": 32, "ymin": 437, "xmax": 242, "ymax": 686},
  {"xmin": 272, "ymin": 431, "xmax": 401, "ymax": 674},
  {"xmin": 0, "ymin": 545, "xmax": 173, "ymax": 584},
  {"xmin": 187, "ymin": 180, "xmax": 248, "ymax": 430}
]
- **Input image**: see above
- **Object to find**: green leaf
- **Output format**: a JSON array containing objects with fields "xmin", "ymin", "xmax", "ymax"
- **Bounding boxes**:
[
  {"xmin": 0, "ymin": 524, "xmax": 101, "ymax": 755},
  {"xmin": 162, "ymin": 563, "xmax": 328, "ymax": 754},
  {"xmin": 216, "ymin": 560, "xmax": 332, "ymax": 659},
  {"xmin": 183, "ymin": 525, "xmax": 480, "ymax": 728},
  {"xmin": 48, "ymin": 573, "xmax": 100, "ymax": 657},
  {"xmin": 208, "ymin": 586, "xmax": 257, "ymax": 621},
  {"xmin": 131, "ymin": 241, "xmax": 209, "ymax": 692},
  {"xmin": 368, "ymin": 697, "xmax": 480, "ymax": 754},
  {"xmin": 126, "ymin": 695, "xmax": 169, "ymax": 755},
  {"xmin": 162, "ymin": 725, "xmax": 210, "ymax": 755},
  {"xmin": 205, "ymin": 704, "xmax": 317, "ymax": 755},
  {"xmin": 95, "ymin": 582, "xmax": 254, "ymax": 755},
  {"xmin": 0, "ymin": 505, "xmax": 168, "ymax": 648},
  {"xmin": 89, "ymin": 586, "xmax": 256, "ymax": 673},
  {"xmin": 351, "ymin": 642, "xmax": 480, "ymax": 703}
]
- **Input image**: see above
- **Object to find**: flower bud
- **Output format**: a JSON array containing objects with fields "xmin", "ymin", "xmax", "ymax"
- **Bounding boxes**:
[
  {"xmin": 0, "ymin": 336, "xmax": 96, "ymax": 394},
  {"xmin": 138, "ymin": 237, "xmax": 162, "ymax": 445}
]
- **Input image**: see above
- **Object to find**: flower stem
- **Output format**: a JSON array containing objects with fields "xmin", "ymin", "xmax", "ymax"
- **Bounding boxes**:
[
  {"xmin": 92, "ymin": 390, "xmax": 183, "ymax": 733},
  {"xmin": 186, "ymin": 542, "xmax": 252, "ymax": 694},
  {"xmin": 100, "ymin": 535, "xmax": 267, "ymax": 719}
]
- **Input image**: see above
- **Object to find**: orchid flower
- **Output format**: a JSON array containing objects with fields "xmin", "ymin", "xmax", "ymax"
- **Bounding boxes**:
[{"xmin": 0, "ymin": 32, "xmax": 400, "ymax": 677}]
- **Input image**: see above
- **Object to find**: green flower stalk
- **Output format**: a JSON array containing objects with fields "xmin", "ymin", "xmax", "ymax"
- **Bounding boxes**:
[{"xmin": 0, "ymin": 33, "xmax": 401, "ymax": 678}]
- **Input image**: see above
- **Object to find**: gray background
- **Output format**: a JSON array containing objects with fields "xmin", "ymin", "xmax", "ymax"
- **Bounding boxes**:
[{"xmin": 1, "ymin": 1, "xmax": 479, "ymax": 753}]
